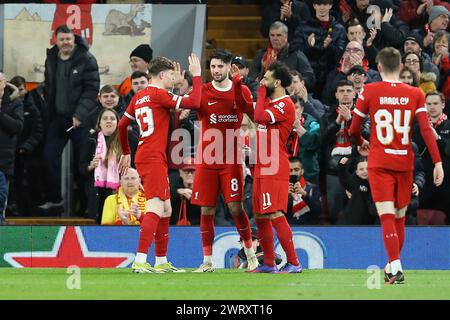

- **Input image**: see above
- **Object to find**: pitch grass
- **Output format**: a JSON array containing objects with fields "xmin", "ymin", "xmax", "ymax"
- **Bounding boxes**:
[{"xmin": 1, "ymin": 268, "xmax": 450, "ymax": 300}]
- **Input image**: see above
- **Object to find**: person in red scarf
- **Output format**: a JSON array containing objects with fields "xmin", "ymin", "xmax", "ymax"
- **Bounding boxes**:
[
  {"xmin": 249, "ymin": 21, "xmax": 316, "ymax": 91},
  {"xmin": 286, "ymin": 157, "xmax": 322, "ymax": 225},
  {"xmin": 413, "ymin": 91, "xmax": 450, "ymax": 224},
  {"xmin": 321, "ymin": 80, "xmax": 370, "ymax": 224},
  {"xmin": 323, "ymin": 41, "xmax": 381, "ymax": 106},
  {"xmin": 287, "ymin": 95, "xmax": 321, "ymax": 184}
]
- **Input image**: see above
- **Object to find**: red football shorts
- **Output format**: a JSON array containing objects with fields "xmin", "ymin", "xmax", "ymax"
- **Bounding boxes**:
[
  {"xmin": 368, "ymin": 168, "xmax": 413, "ymax": 209},
  {"xmin": 191, "ymin": 165, "xmax": 243, "ymax": 207},
  {"xmin": 135, "ymin": 162, "xmax": 170, "ymax": 201},
  {"xmin": 253, "ymin": 177, "xmax": 289, "ymax": 215}
]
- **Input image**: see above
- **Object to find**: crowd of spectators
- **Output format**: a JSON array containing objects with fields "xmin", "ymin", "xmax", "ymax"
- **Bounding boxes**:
[{"xmin": 1, "ymin": 0, "xmax": 449, "ymax": 227}]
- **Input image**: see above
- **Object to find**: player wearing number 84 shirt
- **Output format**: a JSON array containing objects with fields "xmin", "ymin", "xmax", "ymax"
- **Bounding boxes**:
[{"xmin": 349, "ymin": 47, "xmax": 444, "ymax": 285}]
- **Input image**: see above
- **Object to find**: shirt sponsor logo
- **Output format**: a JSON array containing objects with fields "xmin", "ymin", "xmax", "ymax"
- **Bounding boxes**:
[
  {"xmin": 209, "ymin": 114, "xmax": 238, "ymax": 124},
  {"xmin": 379, "ymin": 97, "xmax": 409, "ymax": 105},
  {"xmin": 136, "ymin": 96, "xmax": 151, "ymax": 105}
]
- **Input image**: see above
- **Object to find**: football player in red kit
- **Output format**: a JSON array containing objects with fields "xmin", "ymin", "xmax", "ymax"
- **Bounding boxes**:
[
  {"xmin": 118, "ymin": 54, "xmax": 202, "ymax": 273},
  {"xmin": 191, "ymin": 49, "xmax": 259, "ymax": 272},
  {"xmin": 349, "ymin": 47, "xmax": 444, "ymax": 284},
  {"xmin": 248, "ymin": 61, "xmax": 303, "ymax": 273}
]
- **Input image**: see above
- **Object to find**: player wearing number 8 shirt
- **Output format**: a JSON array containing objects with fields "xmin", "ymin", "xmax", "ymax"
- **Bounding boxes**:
[
  {"xmin": 191, "ymin": 49, "xmax": 258, "ymax": 273},
  {"xmin": 349, "ymin": 47, "xmax": 444, "ymax": 284},
  {"xmin": 248, "ymin": 62, "xmax": 302, "ymax": 273},
  {"xmin": 118, "ymin": 55, "xmax": 202, "ymax": 273}
]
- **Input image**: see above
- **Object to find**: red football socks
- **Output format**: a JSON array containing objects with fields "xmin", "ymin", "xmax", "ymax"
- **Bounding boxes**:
[
  {"xmin": 137, "ymin": 212, "xmax": 161, "ymax": 254},
  {"xmin": 395, "ymin": 216, "xmax": 406, "ymax": 252},
  {"xmin": 380, "ymin": 214, "xmax": 400, "ymax": 262},
  {"xmin": 272, "ymin": 215, "xmax": 299, "ymax": 266},
  {"xmin": 200, "ymin": 214, "xmax": 215, "ymax": 256},
  {"xmin": 255, "ymin": 218, "xmax": 275, "ymax": 267},
  {"xmin": 155, "ymin": 216, "xmax": 170, "ymax": 257},
  {"xmin": 232, "ymin": 211, "xmax": 253, "ymax": 249}
]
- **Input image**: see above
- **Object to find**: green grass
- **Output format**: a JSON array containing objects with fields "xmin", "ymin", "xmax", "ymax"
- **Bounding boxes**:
[{"xmin": 1, "ymin": 268, "xmax": 450, "ymax": 300}]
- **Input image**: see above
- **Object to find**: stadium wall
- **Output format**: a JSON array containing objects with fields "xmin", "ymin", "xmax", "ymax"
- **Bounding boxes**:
[{"xmin": 1, "ymin": 226, "xmax": 449, "ymax": 270}]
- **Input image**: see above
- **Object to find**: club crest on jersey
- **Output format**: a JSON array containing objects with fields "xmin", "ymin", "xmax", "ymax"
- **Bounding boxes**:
[
  {"xmin": 136, "ymin": 96, "xmax": 151, "ymax": 105},
  {"xmin": 210, "ymin": 113, "xmax": 217, "ymax": 124}
]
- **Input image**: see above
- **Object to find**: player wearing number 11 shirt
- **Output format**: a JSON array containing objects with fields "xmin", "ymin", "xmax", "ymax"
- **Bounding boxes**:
[
  {"xmin": 118, "ymin": 55, "xmax": 202, "ymax": 274},
  {"xmin": 349, "ymin": 47, "xmax": 444, "ymax": 284}
]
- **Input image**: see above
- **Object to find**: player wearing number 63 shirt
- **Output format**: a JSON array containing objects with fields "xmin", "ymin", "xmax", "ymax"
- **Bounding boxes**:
[
  {"xmin": 247, "ymin": 62, "xmax": 302, "ymax": 274},
  {"xmin": 118, "ymin": 55, "xmax": 202, "ymax": 274},
  {"xmin": 349, "ymin": 47, "xmax": 444, "ymax": 285}
]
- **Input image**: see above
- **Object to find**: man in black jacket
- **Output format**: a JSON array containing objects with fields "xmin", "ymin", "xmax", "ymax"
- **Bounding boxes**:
[
  {"xmin": 249, "ymin": 21, "xmax": 315, "ymax": 91},
  {"xmin": 39, "ymin": 25, "xmax": 100, "ymax": 212},
  {"xmin": 413, "ymin": 91, "xmax": 450, "ymax": 224},
  {"xmin": 0, "ymin": 72, "xmax": 24, "ymax": 223}
]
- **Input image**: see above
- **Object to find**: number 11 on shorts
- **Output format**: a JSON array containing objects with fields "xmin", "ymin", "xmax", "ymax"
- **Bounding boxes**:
[{"xmin": 262, "ymin": 192, "xmax": 272, "ymax": 210}]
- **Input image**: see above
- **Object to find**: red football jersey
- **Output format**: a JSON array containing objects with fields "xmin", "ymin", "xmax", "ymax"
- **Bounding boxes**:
[
  {"xmin": 195, "ymin": 81, "xmax": 253, "ymax": 168},
  {"xmin": 353, "ymin": 81, "xmax": 427, "ymax": 172},
  {"xmin": 254, "ymin": 95, "xmax": 295, "ymax": 179},
  {"xmin": 119, "ymin": 77, "xmax": 202, "ymax": 165}
]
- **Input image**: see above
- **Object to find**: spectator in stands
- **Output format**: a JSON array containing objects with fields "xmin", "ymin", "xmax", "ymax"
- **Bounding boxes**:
[
  {"xmin": 369, "ymin": 0, "xmax": 410, "ymax": 50},
  {"xmin": 403, "ymin": 51, "xmax": 438, "ymax": 94},
  {"xmin": 79, "ymin": 108, "xmax": 122, "ymax": 224},
  {"xmin": 249, "ymin": 21, "xmax": 316, "ymax": 91},
  {"xmin": 346, "ymin": 65, "xmax": 369, "ymax": 97},
  {"xmin": 398, "ymin": 0, "xmax": 450, "ymax": 31},
  {"xmin": 287, "ymin": 70, "xmax": 326, "ymax": 120},
  {"xmin": 432, "ymin": 31, "xmax": 450, "ymax": 101},
  {"xmin": 0, "ymin": 71, "xmax": 23, "ymax": 223},
  {"xmin": 8, "ymin": 76, "xmax": 44, "ymax": 217},
  {"xmin": 402, "ymin": 32, "xmax": 440, "ymax": 83},
  {"xmin": 260, "ymin": 0, "xmax": 311, "ymax": 41},
  {"xmin": 337, "ymin": 156, "xmax": 377, "ymax": 224},
  {"xmin": 123, "ymin": 71, "xmax": 149, "ymax": 107},
  {"xmin": 118, "ymin": 44, "xmax": 153, "ymax": 97},
  {"xmin": 229, "ymin": 227, "xmax": 283, "ymax": 269},
  {"xmin": 400, "ymin": 65, "xmax": 420, "ymax": 86},
  {"xmin": 407, "ymin": 142, "xmax": 426, "ymax": 225},
  {"xmin": 286, "ymin": 157, "xmax": 321, "ymax": 225},
  {"xmin": 39, "ymin": 25, "xmax": 99, "ymax": 212},
  {"xmin": 418, "ymin": 5, "xmax": 450, "ymax": 55},
  {"xmin": 231, "ymin": 56, "xmax": 259, "ymax": 100},
  {"xmin": 323, "ymin": 41, "xmax": 381, "ymax": 106},
  {"xmin": 84, "ymin": 85, "xmax": 126, "ymax": 136},
  {"xmin": 101, "ymin": 168, "xmax": 145, "ymax": 225},
  {"xmin": 0, "ymin": 170, "xmax": 7, "ymax": 224},
  {"xmin": 291, "ymin": 0, "xmax": 347, "ymax": 98},
  {"xmin": 346, "ymin": 18, "xmax": 378, "ymax": 68},
  {"xmin": 168, "ymin": 71, "xmax": 198, "ymax": 171},
  {"xmin": 169, "ymin": 157, "xmax": 201, "ymax": 225},
  {"xmin": 321, "ymin": 80, "xmax": 369, "ymax": 224},
  {"xmin": 288, "ymin": 95, "xmax": 321, "ymax": 184},
  {"xmin": 413, "ymin": 91, "xmax": 450, "ymax": 224}
]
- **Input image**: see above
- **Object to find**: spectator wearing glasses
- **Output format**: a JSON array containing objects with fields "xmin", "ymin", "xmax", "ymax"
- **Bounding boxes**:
[
  {"xmin": 323, "ymin": 41, "xmax": 381, "ymax": 106},
  {"xmin": 403, "ymin": 52, "xmax": 437, "ymax": 94},
  {"xmin": 402, "ymin": 32, "xmax": 440, "ymax": 85},
  {"xmin": 117, "ymin": 44, "xmax": 153, "ymax": 97}
]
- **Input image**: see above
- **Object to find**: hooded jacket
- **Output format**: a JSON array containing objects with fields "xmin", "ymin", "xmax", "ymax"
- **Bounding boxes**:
[{"xmin": 44, "ymin": 34, "xmax": 100, "ymax": 123}]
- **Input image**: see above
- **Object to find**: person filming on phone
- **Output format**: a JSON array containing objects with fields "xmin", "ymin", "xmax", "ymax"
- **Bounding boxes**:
[{"xmin": 286, "ymin": 157, "xmax": 321, "ymax": 225}]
